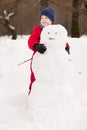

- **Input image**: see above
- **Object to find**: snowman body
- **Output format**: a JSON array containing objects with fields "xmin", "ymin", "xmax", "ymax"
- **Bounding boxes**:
[{"xmin": 29, "ymin": 25, "xmax": 77, "ymax": 130}]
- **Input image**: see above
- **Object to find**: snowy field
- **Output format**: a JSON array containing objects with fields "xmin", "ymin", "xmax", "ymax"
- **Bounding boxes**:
[{"xmin": 0, "ymin": 34, "xmax": 87, "ymax": 130}]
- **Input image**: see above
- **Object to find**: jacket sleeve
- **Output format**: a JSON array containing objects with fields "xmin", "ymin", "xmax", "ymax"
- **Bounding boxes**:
[{"xmin": 28, "ymin": 27, "xmax": 41, "ymax": 52}]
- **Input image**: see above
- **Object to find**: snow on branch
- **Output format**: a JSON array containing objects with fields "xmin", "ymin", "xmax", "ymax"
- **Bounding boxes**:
[
  {"xmin": 3, "ymin": 10, "xmax": 15, "ymax": 21},
  {"xmin": 0, "ymin": 10, "xmax": 17, "ymax": 39}
]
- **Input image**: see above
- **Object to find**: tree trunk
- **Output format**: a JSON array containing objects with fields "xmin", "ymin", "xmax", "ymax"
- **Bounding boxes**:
[
  {"xmin": 71, "ymin": 0, "xmax": 80, "ymax": 37},
  {"xmin": 40, "ymin": 0, "xmax": 48, "ymax": 10},
  {"xmin": 5, "ymin": 20, "xmax": 17, "ymax": 39}
]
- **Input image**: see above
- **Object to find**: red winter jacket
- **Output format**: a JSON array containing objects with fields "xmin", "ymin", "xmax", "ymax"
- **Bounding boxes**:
[
  {"xmin": 28, "ymin": 26, "xmax": 42, "ymax": 52},
  {"xmin": 28, "ymin": 26, "xmax": 42, "ymax": 95},
  {"xmin": 28, "ymin": 25, "xmax": 69, "ymax": 95}
]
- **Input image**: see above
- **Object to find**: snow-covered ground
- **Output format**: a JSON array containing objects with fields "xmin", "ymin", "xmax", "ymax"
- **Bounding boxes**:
[{"xmin": 0, "ymin": 34, "xmax": 87, "ymax": 130}]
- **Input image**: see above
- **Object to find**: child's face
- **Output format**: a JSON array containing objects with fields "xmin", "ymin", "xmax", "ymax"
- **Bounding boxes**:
[{"xmin": 40, "ymin": 15, "xmax": 52, "ymax": 27}]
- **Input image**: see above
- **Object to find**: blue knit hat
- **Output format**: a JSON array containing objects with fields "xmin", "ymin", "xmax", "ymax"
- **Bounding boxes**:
[{"xmin": 40, "ymin": 7, "xmax": 56, "ymax": 24}]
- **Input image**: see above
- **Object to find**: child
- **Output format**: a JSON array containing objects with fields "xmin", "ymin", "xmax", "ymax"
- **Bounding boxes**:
[
  {"xmin": 28, "ymin": 7, "xmax": 70, "ymax": 54},
  {"xmin": 28, "ymin": 7, "xmax": 70, "ymax": 94},
  {"xmin": 28, "ymin": 7, "xmax": 56, "ymax": 54}
]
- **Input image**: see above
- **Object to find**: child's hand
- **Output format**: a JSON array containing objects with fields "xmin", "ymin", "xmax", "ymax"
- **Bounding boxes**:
[{"xmin": 33, "ymin": 44, "xmax": 47, "ymax": 54}]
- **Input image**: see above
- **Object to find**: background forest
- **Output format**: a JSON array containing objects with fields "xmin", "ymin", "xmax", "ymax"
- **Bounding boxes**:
[{"xmin": 0, "ymin": 0, "xmax": 87, "ymax": 38}]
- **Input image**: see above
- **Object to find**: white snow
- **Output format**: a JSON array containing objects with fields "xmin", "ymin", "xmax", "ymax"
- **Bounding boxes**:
[{"xmin": 0, "ymin": 30, "xmax": 87, "ymax": 130}]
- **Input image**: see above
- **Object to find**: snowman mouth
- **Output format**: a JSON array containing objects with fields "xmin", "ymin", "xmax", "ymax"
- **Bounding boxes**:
[{"xmin": 49, "ymin": 38, "xmax": 55, "ymax": 40}]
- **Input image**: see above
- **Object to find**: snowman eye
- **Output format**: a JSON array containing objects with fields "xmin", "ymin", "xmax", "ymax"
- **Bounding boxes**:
[
  {"xmin": 48, "ymin": 32, "xmax": 50, "ymax": 34},
  {"xmin": 55, "ymin": 32, "xmax": 58, "ymax": 34}
]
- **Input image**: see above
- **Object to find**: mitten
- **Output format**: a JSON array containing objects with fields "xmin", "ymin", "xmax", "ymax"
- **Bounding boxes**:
[
  {"xmin": 33, "ymin": 44, "xmax": 47, "ymax": 54},
  {"xmin": 65, "ymin": 46, "xmax": 70, "ymax": 54}
]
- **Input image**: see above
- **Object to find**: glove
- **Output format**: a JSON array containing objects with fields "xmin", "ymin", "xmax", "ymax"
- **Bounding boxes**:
[
  {"xmin": 33, "ymin": 44, "xmax": 47, "ymax": 54},
  {"xmin": 65, "ymin": 46, "xmax": 70, "ymax": 55}
]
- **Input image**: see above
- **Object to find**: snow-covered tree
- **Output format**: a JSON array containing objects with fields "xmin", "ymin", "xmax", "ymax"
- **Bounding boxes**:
[{"xmin": 0, "ymin": 10, "xmax": 17, "ymax": 39}]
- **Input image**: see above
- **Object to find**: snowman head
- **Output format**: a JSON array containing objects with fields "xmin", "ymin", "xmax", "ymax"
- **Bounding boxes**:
[{"xmin": 40, "ymin": 24, "xmax": 68, "ymax": 49}]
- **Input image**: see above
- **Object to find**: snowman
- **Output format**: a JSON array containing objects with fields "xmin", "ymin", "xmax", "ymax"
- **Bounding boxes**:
[
  {"xmin": 31, "ymin": 24, "xmax": 74, "ymax": 93},
  {"xmin": 29, "ymin": 25, "xmax": 78, "ymax": 130}
]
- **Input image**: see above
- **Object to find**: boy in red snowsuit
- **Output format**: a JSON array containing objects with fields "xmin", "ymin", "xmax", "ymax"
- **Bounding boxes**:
[{"xmin": 28, "ymin": 7, "xmax": 70, "ymax": 94}]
